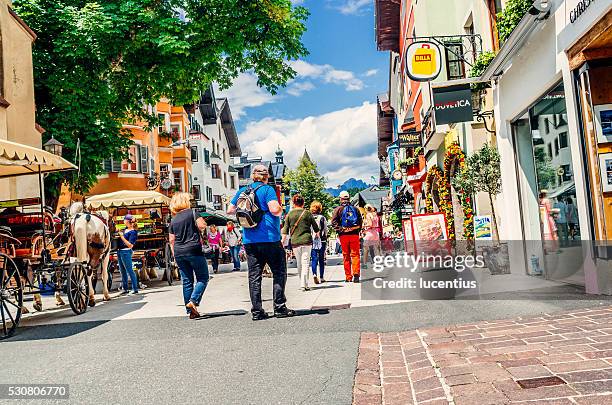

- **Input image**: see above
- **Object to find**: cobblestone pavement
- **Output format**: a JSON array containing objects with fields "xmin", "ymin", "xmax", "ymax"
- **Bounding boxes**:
[{"xmin": 353, "ymin": 306, "xmax": 612, "ymax": 405}]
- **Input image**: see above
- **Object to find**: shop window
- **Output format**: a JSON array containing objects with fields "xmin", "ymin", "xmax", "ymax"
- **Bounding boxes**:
[
  {"xmin": 559, "ymin": 132, "xmax": 568, "ymax": 149},
  {"xmin": 512, "ymin": 82, "xmax": 579, "ymax": 277},
  {"xmin": 444, "ymin": 42, "xmax": 465, "ymax": 81},
  {"xmin": 191, "ymin": 146, "xmax": 198, "ymax": 162},
  {"xmin": 121, "ymin": 145, "xmax": 139, "ymax": 172},
  {"xmin": 192, "ymin": 185, "xmax": 201, "ymax": 201}
]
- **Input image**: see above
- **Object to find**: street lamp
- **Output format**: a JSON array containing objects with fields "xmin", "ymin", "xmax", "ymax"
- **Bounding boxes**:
[{"xmin": 43, "ymin": 136, "xmax": 64, "ymax": 156}]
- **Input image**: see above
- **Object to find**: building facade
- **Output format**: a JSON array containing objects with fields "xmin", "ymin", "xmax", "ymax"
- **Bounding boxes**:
[
  {"xmin": 88, "ymin": 99, "xmax": 193, "ymax": 197},
  {"xmin": 189, "ymin": 88, "xmax": 241, "ymax": 213},
  {"xmin": 0, "ymin": 0, "xmax": 43, "ymax": 200},
  {"xmin": 481, "ymin": 0, "xmax": 612, "ymax": 292}
]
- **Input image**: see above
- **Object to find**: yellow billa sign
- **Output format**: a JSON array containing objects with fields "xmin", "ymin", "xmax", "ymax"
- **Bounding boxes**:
[{"xmin": 405, "ymin": 41, "xmax": 442, "ymax": 82}]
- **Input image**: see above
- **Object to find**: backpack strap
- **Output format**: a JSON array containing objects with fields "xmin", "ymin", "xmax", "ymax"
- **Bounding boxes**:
[
  {"xmin": 249, "ymin": 183, "xmax": 271, "ymax": 212},
  {"xmin": 290, "ymin": 209, "xmax": 307, "ymax": 236}
]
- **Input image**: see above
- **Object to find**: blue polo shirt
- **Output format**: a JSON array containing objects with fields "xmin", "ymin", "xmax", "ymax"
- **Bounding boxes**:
[{"xmin": 231, "ymin": 182, "xmax": 280, "ymax": 244}]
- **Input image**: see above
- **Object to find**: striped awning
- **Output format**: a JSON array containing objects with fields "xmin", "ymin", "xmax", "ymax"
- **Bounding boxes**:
[{"xmin": 0, "ymin": 138, "xmax": 77, "ymax": 178}]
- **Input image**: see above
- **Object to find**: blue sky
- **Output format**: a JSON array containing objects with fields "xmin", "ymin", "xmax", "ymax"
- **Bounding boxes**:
[{"xmin": 218, "ymin": 0, "xmax": 387, "ymax": 186}]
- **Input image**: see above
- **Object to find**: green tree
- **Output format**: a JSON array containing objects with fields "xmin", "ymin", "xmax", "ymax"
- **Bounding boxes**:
[
  {"xmin": 13, "ymin": 0, "xmax": 308, "ymax": 195},
  {"xmin": 468, "ymin": 144, "xmax": 503, "ymax": 241},
  {"xmin": 284, "ymin": 152, "xmax": 334, "ymax": 213}
]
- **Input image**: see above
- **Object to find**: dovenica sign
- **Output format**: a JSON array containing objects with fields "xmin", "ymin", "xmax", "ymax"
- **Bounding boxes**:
[{"xmin": 432, "ymin": 84, "xmax": 473, "ymax": 125}]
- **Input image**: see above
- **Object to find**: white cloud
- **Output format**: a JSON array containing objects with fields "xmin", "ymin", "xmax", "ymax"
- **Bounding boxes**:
[
  {"xmin": 238, "ymin": 102, "xmax": 378, "ymax": 186},
  {"xmin": 215, "ymin": 73, "xmax": 275, "ymax": 119},
  {"xmin": 290, "ymin": 60, "xmax": 364, "ymax": 91},
  {"xmin": 337, "ymin": 0, "xmax": 372, "ymax": 15},
  {"xmin": 364, "ymin": 69, "xmax": 378, "ymax": 77},
  {"xmin": 286, "ymin": 81, "xmax": 315, "ymax": 96}
]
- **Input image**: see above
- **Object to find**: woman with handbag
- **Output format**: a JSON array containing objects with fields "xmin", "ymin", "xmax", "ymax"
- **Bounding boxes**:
[
  {"xmin": 281, "ymin": 194, "xmax": 319, "ymax": 291},
  {"xmin": 207, "ymin": 224, "xmax": 223, "ymax": 274},
  {"xmin": 168, "ymin": 192, "xmax": 209, "ymax": 319}
]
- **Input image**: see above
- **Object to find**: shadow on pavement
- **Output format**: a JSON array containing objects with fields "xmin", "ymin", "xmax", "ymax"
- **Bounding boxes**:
[
  {"xmin": 293, "ymin": 308, "xmax": 331, "ymax": 317},
  {"xmin": 196, "ymin": 310, "xmax": 248, "ymax": 320},
  {"xmin": 4, "ymin": 320, "xmax": 109, "ymax": 342},
  {"xmin": 312, "ymin": 284, "xmax": 342, "ymax": 290}
]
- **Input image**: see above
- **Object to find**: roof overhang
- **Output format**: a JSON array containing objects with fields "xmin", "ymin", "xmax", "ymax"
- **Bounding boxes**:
[
  {"xmin": 217, "ymin": 99, "xmax": 241, "ymax": 157},
  {"xmin": 480, "ymin": 12, "xmax": 546, "ymax": 82},
  {"xmin": 375, "ymin": 0, "xmax": 401, "ymax": 52}
]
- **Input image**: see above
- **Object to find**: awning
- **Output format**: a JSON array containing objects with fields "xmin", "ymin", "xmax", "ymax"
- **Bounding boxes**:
[
  {"xmin": 0, "ymin": 138, "xmax": 77, "ymax": 178},
  {"xmin": 85, "ymin": 190, "xmax": 171, "ymax": 209},
  {"xmin": 198, "ymin": 210, "xmax": 234, "ymax": 226}
]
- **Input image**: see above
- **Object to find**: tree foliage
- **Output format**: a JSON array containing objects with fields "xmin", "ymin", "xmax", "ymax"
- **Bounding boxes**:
[
  {"xmin": 535, "ymin": 147, "xmax": 556, "ymax": 190},
  {"xmin": 452, "ymin": 143, "xmax": 502, "ymax": 240},
  {"xmin": 284, "ymin": 153, "xmax": 334, "ymax": 213},
  {"xmin": 496, "ymin": 0, "xmax": 532, "ymax": 44},
  {"xmin": 13, "ymin": 0, "xmax": 308, "ymax": 194}
]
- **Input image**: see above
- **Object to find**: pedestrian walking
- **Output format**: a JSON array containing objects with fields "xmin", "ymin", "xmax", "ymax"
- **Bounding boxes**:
[
  {"xmin": 309, "ymin": 200, "xmax": 328, "ymax": 284},
  {"xmin": 331, "ymin": 191, "xmax": 363, "ymax": 283},
  {"xmin": 227, "ymin": 164, "xmax": 295, "ymax": 321},
  {"xmin": 169, "ymin": 192, "xmax": 209, "ymax": 319},
  {"xmin": 208, "ymin": 224, "xmax": 223, "ymax": 273},
  {"xmin": 281, "ymin": 194, "xmax": 319, "ymax": 291},
  {"xmin": 225, "ymin": 220, "xmax": 242, "ymax": 271},
  {"xmin": 566, "ymin": 197, "xmax": 579, "ymax": 239},
  {"xmin": 362, "ymin": 204, "xmax": 381, "ymax": 265},
  {"xmin": 116, "ymin": 214, "xmax": 139, "ymax": 295}
]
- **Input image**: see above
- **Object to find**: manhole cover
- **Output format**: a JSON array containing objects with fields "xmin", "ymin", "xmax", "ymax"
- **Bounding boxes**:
[{"xmin": 516, "ymin": 376, "xmax": 566, "ymax": 389}]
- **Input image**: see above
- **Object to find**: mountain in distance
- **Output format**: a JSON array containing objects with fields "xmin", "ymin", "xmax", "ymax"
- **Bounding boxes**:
[{"xmin": 325, "ymin": 178, "xmax": 372, "ymax": 197}]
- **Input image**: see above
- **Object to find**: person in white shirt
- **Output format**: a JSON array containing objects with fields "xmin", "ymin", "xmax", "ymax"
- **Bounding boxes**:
[{"xmin": 225, "ymin": 220, "xmax": 242, "ymax": 271}]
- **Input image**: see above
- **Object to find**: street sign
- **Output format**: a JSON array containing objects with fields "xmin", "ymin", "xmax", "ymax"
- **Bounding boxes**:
[
  {"xmin": 398, "ymin": 130, "xmax": 422, "ymax": 148},
  {"xmin": 432, "ymin": 84, "xmax": 473, "ymax": 125},
  {"xmin": 405, "ymin": 41, "xmax": 442, "ymax": 82}
]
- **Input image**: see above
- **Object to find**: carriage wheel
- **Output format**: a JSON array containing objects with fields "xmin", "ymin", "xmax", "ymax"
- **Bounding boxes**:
[
  {"xmin": 0, "ymin": 253, "xmax": 22, "ymax": 340},
  {"xmin": 67, "ymin": 262, "xmax": 89, "ymax": 315},
  {"xmin": 164, "ymin": 244, "xmax": 174, "ymax": 286}
]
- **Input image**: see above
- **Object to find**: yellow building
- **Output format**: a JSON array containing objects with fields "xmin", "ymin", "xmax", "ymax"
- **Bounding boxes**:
[
  {"xmin": 88, "ymin": 99, "xmax": 193, "ymax": 197},
  {"xmin": 0, "ymin": 0, "xmax": 44, "ymax": 199}
]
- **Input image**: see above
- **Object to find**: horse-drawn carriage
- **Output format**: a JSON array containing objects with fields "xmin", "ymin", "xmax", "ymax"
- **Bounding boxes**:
[
  {"xmin": 0, "ymin": 139, "xmax": 100, "ymax": 339},
  {"xmin": 84, "ymin": 190, "xmax": 179, "ymax": 288}
]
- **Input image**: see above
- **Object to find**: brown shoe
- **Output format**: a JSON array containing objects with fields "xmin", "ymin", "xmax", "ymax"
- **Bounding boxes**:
[
  {"xmin": 186, "ymin": 302, "xmax": 200, "ymax": 318},
  {"xmin": 313, "ymin": 276, "xmax": 320, "ymax": 284}
]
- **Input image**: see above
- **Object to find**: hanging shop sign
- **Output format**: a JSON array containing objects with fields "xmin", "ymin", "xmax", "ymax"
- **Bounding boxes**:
[
  {"xmin": 398, "ymin": 130, "xmax": 422, "ymax": 149},
  {"xmin": 405, "ymin": 41, "xmax": 442, "ymax": 82},
  {"xmin": 392, "ymin": 169, "xmax": 403, "ymax": 181},
  {"xmin": 432, "ymin": 84, "xmax": 473, "ymax": 125}
]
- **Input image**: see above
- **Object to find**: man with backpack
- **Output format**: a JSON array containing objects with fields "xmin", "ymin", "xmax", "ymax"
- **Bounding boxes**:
[
  {"xmin": 227, "ymin": 164, "xmax": 296, "ymax": 321},
  {"xmin": 331, "ymin": 191, "xmax": 363, "ymax": 283}
]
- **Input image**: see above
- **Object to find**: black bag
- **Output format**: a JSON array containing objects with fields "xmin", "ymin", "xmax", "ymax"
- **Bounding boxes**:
[{"xmin": 235, "ymin": 184, "xmax": 266, "ymax": 228}]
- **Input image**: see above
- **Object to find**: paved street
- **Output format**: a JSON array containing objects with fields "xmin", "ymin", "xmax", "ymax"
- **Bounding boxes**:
[
  {"xmin": 2, "ymin": 259, "xmax": 612, "ymax": 404},
  {"xmin": 356, "ymin": 307, "xmax": 612, "ymax": 405}
]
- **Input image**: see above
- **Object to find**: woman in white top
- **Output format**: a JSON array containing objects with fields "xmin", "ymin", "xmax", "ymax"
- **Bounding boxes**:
[{"xmin": 225, "ymin": 220, "xmax": 242, "ymax": 272}]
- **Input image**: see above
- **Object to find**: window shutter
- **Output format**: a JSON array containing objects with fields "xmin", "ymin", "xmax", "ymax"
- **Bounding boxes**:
[
  {"xmin": 204, "ymin": 149, "xmax": 210, "ymax": 165},
  {"xmin": 103, "ymin": 159, "xmax": 112, "ymax": 172},
  {"xmin": 140, "ymin": 145, "xmax": 148, "ymax": 173},
  {"xmin": 111, "ymin": 159, "xmax": 122, "ymax": 172}
]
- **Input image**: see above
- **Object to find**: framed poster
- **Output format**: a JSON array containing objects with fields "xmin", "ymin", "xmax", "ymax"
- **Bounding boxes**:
[
  {"xmin": 594, "ymin": 104, "xmax": 612, "ymax": 144},
  {"xmin": 599, "ymin": 153, "xmax": 612, "ymax": 193},
  {"xmin": 410, "ymin": 213, "xmax": 448, "ymax": 241},
  {"xmin": 402, "ymin": 219, "xmax": 413, "ymax": 254},
  {"xmin": 474, "ymin": 215, "xmax": 493, "ymax": 240}
]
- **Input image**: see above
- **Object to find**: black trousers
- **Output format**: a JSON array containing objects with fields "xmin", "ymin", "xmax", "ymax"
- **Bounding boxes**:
[{"xmin": 244, "ymin": 241, "xmax": 287, "ymax": 314}]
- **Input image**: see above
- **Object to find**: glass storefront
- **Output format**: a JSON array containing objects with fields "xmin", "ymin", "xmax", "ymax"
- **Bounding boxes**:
[{"xmin": 512, "ymin": 82, "xmax": 585, "ymax": 285}]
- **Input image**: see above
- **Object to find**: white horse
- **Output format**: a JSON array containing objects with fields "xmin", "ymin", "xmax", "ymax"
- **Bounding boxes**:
[{"xmin": 69, "ymin": 202, "xmax": 112, "ymax": 305}]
